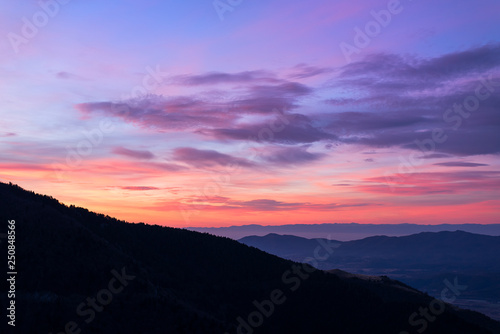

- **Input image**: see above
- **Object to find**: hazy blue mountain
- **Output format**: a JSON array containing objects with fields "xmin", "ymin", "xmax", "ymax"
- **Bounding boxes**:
[
  {"xmin": 189, "ymin": 222, "xmax": 500, "ymax": 240},
  {"xmin": 239, "ymin": 232, "xmax": 500, "ymax": 321},
  {"xmin": 329, "ymin": 231, "xmax": 500, "ymax": 270},
  {"xmin": 239, "ymin": 233, "xmax": 342, "ymax": 262},
  {"xmin": 239, "ymin": 231, "xmax": 500, "ymax": 270}
]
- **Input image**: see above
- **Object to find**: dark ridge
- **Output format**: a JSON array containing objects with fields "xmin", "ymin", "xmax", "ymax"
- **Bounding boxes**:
[{"xmin": 1, "ymin": 181, "xmax": 499, "ymax": 333}]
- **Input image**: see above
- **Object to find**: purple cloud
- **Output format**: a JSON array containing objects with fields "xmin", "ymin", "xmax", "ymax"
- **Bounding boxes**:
[
  {"xmin": 337, "ymin": 43, "xmax": 500, "ymax": 91},
  {"xmin": 321, "ymin": 44, "xmax": 500, "ymax": 156},
  {"xmin": 146, "ymin": 162, "xmax": 186, "ymax": 172},
  {"xmin": 228, "ymin": 82, "xmax": 313, "ymax": 113},
  {"xmin": 288, "ymin": 63, "xmax": 333, "ymax": 79},
  {"xmin": 75, "ymin": 45, "xmax": 500, "ymax": 158},
  {"xmin": 418, "ymin": 153, "xmax": 451, "ymax": 159},
  {"xmin": 223, "ymin": 199, "xmax": 377, "ymax": 212},
  {"xmin": 324, "ymin": 111, "xmax": 427, "ymax": 133},
  {"xmin": 56, "ymin": 71, "xmax": 83, "ymax": 80},
  {"xmin": 172, "ymin": 147, "xmax": 256, "ymax": 169},
  {"xmin": 120, "ymin": 186, "xmax": 160, "ymax": 190},
  {"xmin": 260, "ymin": 146, "xmax": 324, "ymax": 165},
  {"xmin": 189, "ymin": 198, "xmax": 377, "ymax": 212},
  {"xmin": 76, "ymin": 78, "xmax": 313, "ymax": 132},
  {"xmin": 112, "ymin": 146, "xmax": 155, "ymax": 159},
  {"xmin": 76, "ymin": 96, "xmax": 240, "ymax": 131},
  {"xmin": 173, "ymin": 70, "xmax": 278, "ymax": 85},
  {"xmin": 205, "ymin": 113, "xmax": 336, "ymax": 144},
  {"xmin": 0, "ymin": 132, "xmax": 16, "ymax": 137},
  {"xmin": 363, "ymin": 171, "xmax": 500, "ymax": 196},
  {"xmin": 239, "ymin": 199, "xmax": 302, "ymax": 211},
  {"xmin": 434, "ymin": 162, "xmax": 489, "ymax": 167}
]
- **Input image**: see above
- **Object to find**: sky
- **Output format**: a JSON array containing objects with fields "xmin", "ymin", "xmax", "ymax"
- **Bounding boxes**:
[{"xmin": 1, "ymin": 0, "xmax": 499, "ymax": 227}]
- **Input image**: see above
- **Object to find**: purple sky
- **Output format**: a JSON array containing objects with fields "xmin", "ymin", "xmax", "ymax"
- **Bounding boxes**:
[{"xmin": 1, "ymin": 0, "xmax": 499, "ymax": 227}]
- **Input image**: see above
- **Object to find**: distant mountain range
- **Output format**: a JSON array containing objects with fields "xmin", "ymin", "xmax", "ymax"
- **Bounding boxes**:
[
  {"xmin": 239, "ymin": 233, "xmax": 342, "ymax": 263},
  {"xmin": 189, "ymin": 222, "xmax": 500, "ymax": 240},
  {"xmin": 1, "ymin": 181, "xmax": 500, "ymax": 333},
  {"xmin": 239, "ymin": 232, "xmax": 500, "ymax": 321}
]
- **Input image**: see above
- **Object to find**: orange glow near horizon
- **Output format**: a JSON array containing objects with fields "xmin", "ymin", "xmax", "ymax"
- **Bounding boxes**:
[{"xmin": 1, "ymin": 151, "xmax": 499, "ymax": 228}]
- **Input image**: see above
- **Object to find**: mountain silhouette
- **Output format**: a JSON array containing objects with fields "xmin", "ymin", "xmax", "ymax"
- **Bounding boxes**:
[
  {"xmin": 239, "ymin": 233, "xmax": 342, "ymax": 262},
  {"xmin": 1, "ymin": 181, "xmax": 499, "ymax": 333},
  {"xmin": 190, "ymin": 222, "xmax": 500, "ymax": 240},
  {"xmin": 239, "ymin": 232, "xmax": 500, "ymax": 321}
]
